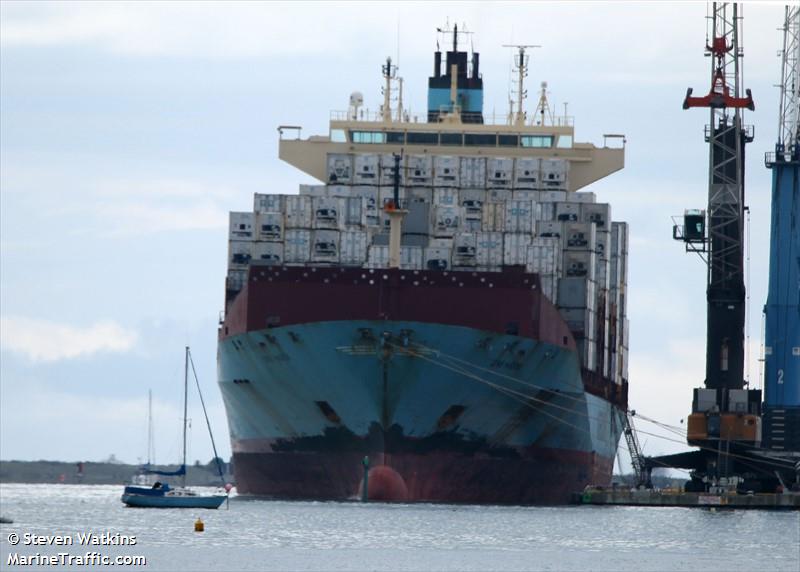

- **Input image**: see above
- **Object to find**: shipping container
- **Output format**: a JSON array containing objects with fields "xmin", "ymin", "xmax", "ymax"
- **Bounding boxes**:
[
  {"xmin": 254, "ymin": 193, "xmax": 285, "ymax": 213},
  {"xmin": 526, "ymin": 237, "xmax": 561, "ymax": 275},
  {"xmin": 595, "ymin": 229, "xmax": 611, "ymax": 258},
  {"xmin": 228, "ymin": 240, "xmax": 253, "ymax": 269},
  {"xmin": 407, "ymin": 187, "xmax": 433, "ymax": 203},
  {"xmin": 460, "ymin": 156, "xmax": 487, "ymax": 188},
  {"xmin": 612, "ymin": 221, "xmax": 630, "ymax": 254},
  {"xmin": 595, "ymin": 257, "xmax": 610, "ymax": 290},
  {"xmin": 453, "ymin": 232, "xmax": 478, "ymax": 266},
  {"xmin": 463, "ymin": 218, "xmax": 482, "ymax": 232},
  {"xmin": 503, "ymin": 233, "xmax": 532, "ymax": 266},
  {"xmin": 558, "ymin": 277, "xmax": 597, "ymax": 309},
  {"xmin": 475, "ymin": 232, "xmax": 504, "ymax": 267},
  {"xmin": 487, "ymin": 157, "xmax": 514, "ymax": 189},
  {"xmin": 432, "ymin": 205, "xmax": 461, "ymax": 237},
  {"xmin": 311, "ymin": 230, "xmax": 340, "ymax": 262},
  {"xmin": 367, "ymin": 245, "xmax": 388, "ymax": 268},
  {"xmin": 251, "ymin": 241, "xmax": 284, "ymax": 265},
  {"xmin": 424, "ymin": 247, "xmax": 451, "ymax": 270},
  {"xmin": 298, "ymin": 184, "xmax": 328, "ymax": 197},
  {"xmin": 339, "ymin": 230, "xmax": 369, "ymax": 265},
  {"xmin": 535, "ymin": 221, "xmax": 563, "ymax": 238},
  {"xmin": 504, "ymin": 200, "xmax": 534, "ymax": 234},
  {"xmin": 481, "ymin": 202, "xmax": 505, "ymax": 232},
  {"xmin": 328, "ymin": 185, "xmax": 354, "ymax": 197},
  {"xmin": 402, "ymin": 201, "xmax": 432, "ymax": 235},
  {"xmin": 229, "ymin": 212, "xmax": 256, "ymax": 240},
  {"xmin": 562, "ymin": 222, "xmax": 597, "ymax": 251},
  {"xmin": 512, "ymin": 190, "xmax": 538, "ymax": 201},
  {"xmin": 513, "ymin": 157, "xmax": 541, "ymax": 189},
  {"xmin": 401, "ymin": 246, "xmax": 424, "ymax": 270},
  {"xmin": 534, "ymin": 201, "xmax": 556, "ymax": 222},
  {"xmin": 581, "ymin": 202, "xmax": 611, "ymax": 228},
  {"xmin": 429, "ymin": 237, "xmax": 454, "ymax": 249},
  {"xmin": 433, "ymin": 156, "xmax": 460, "ymax": 187},
  {"xmin": 459, "ymin": 189, "xmax": 485, "ymax": 220},
  {"xmin": 562, "ymin": 250, "xmax": 597, "ymax": 279},
  {"xmin": 344, "ymin": 196, "xmax": 368, "ymax": 228},
  {"xmin": 351, "ymin": 186, "xmax": 380, "ymax": 225},
  {"xmin": 486, "ymin": 189, "xmax": 512, "ymax": 203},
  {"xmin": 353, "ymin": 154, "xmax": 380, "ymax": 184},
  {"xmin": 434, "ymin": 187, "xmax": 460, "ymax": 206},
  {"xmin": 379, "ymin": 153, "xmax": 406, "ymax": 187},
  {"xmin": 538, "ymin": 273, "xmax": 558, "ymax": 304},
  {"xmin": 285, "ymin": 196, "xmax": 313, "ymax": 229},
  {"xmin": 566, "ymin": 191, "xmax": 596, "ymax": 204},
  {"xmin": 540, "ymin": 158, "xmax": 569, "ymax": 189},
  {"xmin": 407, "ymin": 155, "xmax": 433, "ymax": 186},
  {"xmin": 538, "ymin": 190, "xmax": 568, "ymax": 203},
  {"xmin": 284, "ymin": 229, "xmax": 312, "ymax": 263},
  {"xmin": 560, "ymin": 308, "xmax": 597, "ymax": 338},
  {"xmin": 575, "ymin": 336, "xmax": 598, "ymax": 370},
  {"xmin": 312, "ymin": 196, "xmax": 343, "ymax": 230},
  {"xmin": 226, "ymin": 268, "xmax": 248, "ymax": 292},
  {"xmin": 327, "ymin": 153, "xmax": 353, "ymax": 184},
  {"xmin": 256, "ymin": 212, "xmax": 284, "ymax": 242},
  {"xmin": 555, "ymin": 202, "xmax": 581, "ymax": 222}
]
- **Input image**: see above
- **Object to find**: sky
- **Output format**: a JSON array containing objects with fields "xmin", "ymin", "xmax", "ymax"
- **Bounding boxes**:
[{"xmin": 0, "ymin": 1, "xmax": 790, "ymax": 474}]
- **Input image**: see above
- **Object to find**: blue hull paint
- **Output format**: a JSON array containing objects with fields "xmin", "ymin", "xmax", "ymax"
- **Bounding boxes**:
[
  {"xmin": 121, "ymin": 493, "xmax": 226, "ymax": 509},
  {"xmin": 218, "ymin": 320, "xmax": 624, "ymax": 502}
]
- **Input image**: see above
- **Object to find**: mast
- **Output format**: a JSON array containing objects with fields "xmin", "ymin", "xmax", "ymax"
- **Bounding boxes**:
[
  {"xmin": 182, "ymin": 346, "xmax": 189, "ymax": 487},
  {"xmin": 502, "ymin": 44, "xmax": 541, "ymax": 126},
  {"xmin": 147, "ymin": 389, "xmax": 154, "ymax": 466}
]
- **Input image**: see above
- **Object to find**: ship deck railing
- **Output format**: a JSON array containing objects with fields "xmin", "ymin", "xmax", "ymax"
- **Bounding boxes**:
[{"xmin": 328, "ymin": 109, "xmax": 575, "ymax": 128}]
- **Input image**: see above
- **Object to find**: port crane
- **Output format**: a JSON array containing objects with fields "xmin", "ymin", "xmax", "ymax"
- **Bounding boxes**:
[{"xmin": 655, "ymin": 3, "xmax": 800, "ymax": 493}]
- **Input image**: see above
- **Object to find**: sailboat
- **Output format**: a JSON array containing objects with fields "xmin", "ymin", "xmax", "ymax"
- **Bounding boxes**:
[{"xmin": 121, "ymin": 347, "xmax": 228, "ymax": 509}]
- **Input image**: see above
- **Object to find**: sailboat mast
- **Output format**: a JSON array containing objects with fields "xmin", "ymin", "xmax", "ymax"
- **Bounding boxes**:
[
  {"xmin": 147, "ymin": 389, "xmax": 153, "ymax": 465},
  {"xmin": 182, "ymin": 346, "xmax": 189, "ymax": 488}
]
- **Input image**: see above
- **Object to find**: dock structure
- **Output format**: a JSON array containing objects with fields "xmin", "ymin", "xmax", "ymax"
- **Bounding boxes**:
[{"xmin": 576, "ymin": 488, "xmax": 800, "ymax": 509}]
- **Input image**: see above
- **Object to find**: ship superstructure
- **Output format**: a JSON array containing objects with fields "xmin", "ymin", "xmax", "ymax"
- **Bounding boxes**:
[{"xmin": 218, "ymin": 28, "xmax": 630, "ymax": 504}]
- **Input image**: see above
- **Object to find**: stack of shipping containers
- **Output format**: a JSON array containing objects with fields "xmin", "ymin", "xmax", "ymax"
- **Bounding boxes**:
[{"xmin": 226, "ymin": 151, "xmax": 629, "ymax": 385}]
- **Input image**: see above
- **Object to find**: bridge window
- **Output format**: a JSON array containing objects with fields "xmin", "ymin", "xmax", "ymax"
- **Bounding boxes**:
[
  {"xmin": 407, "ymin": 132, "xmax": 439, "ymax": 145},
  {"xmin": 465, "ymin": 133, "xmax": 497, "ymax": 146},
  {"xmin": 386, "ymin": 132, "xmax": 405, "ymax": 144},
  {"xmin": 331, "ymin": 129, "xmax": 347, "ymax": 143},
  {"xmin": 557, "ymin": 135, "xmax": 573, "ymax": 149},
  {"xmin": 521, "ymin": 135, "xmax": 553, "ymax": 148},
  {"xmin": 498, "ymin": 134, "xmax": 519, "ymax": 147},
  {"xmin": 440, "ymin": 133, "xmax": 463, "ymax": 146},
  {"xmin": 351, "ymin": 131, "xmax": 386, "ymax": 144}
]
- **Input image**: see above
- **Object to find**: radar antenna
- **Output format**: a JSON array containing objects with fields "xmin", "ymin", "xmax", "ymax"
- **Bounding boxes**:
[
  {"xmin": 502, "ymin": 44, "xmax": 541, "ymax": 126},
  {"xmin": 533, "ymin": 81, "xmax": 555, "ymax": 126}
]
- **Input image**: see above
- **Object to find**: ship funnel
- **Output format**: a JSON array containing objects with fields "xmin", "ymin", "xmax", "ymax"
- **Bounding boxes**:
[{"xmin": 427, "ymin": 24, "xmax": 484, "ymax": 124}]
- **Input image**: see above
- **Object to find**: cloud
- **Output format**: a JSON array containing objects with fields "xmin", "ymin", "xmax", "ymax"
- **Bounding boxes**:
[{"xmin": 0, "ymin": 316, "xmax": 138, "ymax": 362}]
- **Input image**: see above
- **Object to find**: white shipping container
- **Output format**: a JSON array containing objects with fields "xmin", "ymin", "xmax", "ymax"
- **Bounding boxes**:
[
  {"xmin": 513, "ymin": 157, "xmax": 541, "ymax": 189},
  {"xmin": 459, "ymin": 189, "xmax": 485, "ymax": 220},
  {"xmin": 254, "ymin": 193, "xmax": 285, "ymax": 213},
  {"xmin": 226, "ymin": 268, "xmax": 248, "ymax": 291},
  {"xmin": 256, "ymin": 212, "xmax": 284, "ymax": 241},
  {"xmin": 558, "ymin": 277, "xmax": 597, "ymax": 309},
  {"xmin": 285, "ymin": 196, "xmax": 313, "ymax": 229},
  {"xmin": 526, "ymin": 237, "xmax": 561, "ymax": 275},
  {"xmin": 343, "ymin": 196, "xmax": 368, "ymax": 228},
  {"xmin": 327, "ymin": 153, "xmax": 353, "ymax": 184},
  {"xmin": 503, "ymin": 233, "xmax": 532, "ymax": 266},
  {"xmin": 612, "ymin": 221, "xmax": 630, "ymax": 254},
  {"xmin": 453, "ymin": 232, "xmax": 477, "ymax": 266},
  {"xmin": 540, "ymin": 158, "xmax": 569, "ymax": 189},
  {"xmin": 340, "ymin": 230, "xmax": 369, "ymax": 265},
  {"xmin": 353, "ymin": 154, "xmax": 380, "ymax": 184},
  {"xmin": 401, "ymin": 246, "xmax": 424, "ymax": 270},
  {"xmin": 251, "ymin": 241, "xmax": 284, "ymax": 265},
  {"xmin": 460, "ymin": 156, "xmax": 486, "ymax": 188},
  {"xmin": 566, "ymin": 191, "xmax": 596, "ymax": 204},
  {"xmin": 367, "ymin": 245, "xmax": 389, "ymax": 268},
  {"xmin": 563, "ymin": 222, "xmax": 597, "ymax": 251},
  {"xmin": 512, "ymin": 190, "xmax": 538, "ymax": 201},
  {"xmin": 476, "ymin": 232, "xmax": 504, "ymax": 266},
  {"xmin": 535, "ymin": 221, "xmax": 563, "ymax": 238},
  {"xmin": 429, "ymin": 237, "xmax": 454, "ymax": 249},
  {"xmin": 487, "ymin": 157, "xmax": 514, "ymax": 188},
  {"xmin": 424, "ymin": 247, "xmax": 451, "ymax": 270},
  {"xmin": 379, "ymin": 153, "xmax": 406, "ymax": 187},
  {"xmin": 298, "ymin": 184, "xmax": 328, "ymax": 197},
  {"xmin": 595, "ymin": 257, "xmax": 610, "ymax": 290},
  {"xmin": 434, "ymin": 187, "xmax": 459, "ymax": 206},
  {"xmin": 576, "ymin": 336, "xmax": 598, "ymax": 370},
  {"xmin": 561, "ymin": 308, "xmax": 597, "ymax": 338},
  {"xmin": 534, "ymin": 201, "xmax": 556, "ymax": 222},
  {"xmin": 407, "ymin": 187, "xmax": 433, "ymax": 203},
  {"xmin": 539, "ymin": 273, "xmax": 558, "ymax": 304},
  {"xmin": 595, "ymin": 230, "xmax": 611, "ymax": 258},
  {"xmin": 555, "ymin": 202, "xmax": 581, "ymax": 222},
  {"xmin": 284, "ymin": 229, "xmax": 312, "ymax": 263},
  {"xmin": 311, "ymin": 230, "xmax": 340, "ymax": 262},
  {"xmin": 581, "ymin": 202, "xmax": 612, "ymax": 228},
  {"xmin": 504, "ymin": 200, "xmax": 534, "ymax": 233},
  {"xmin": 486, "ymin": 189, "xmax": 512, "ymax": 203},
  {"xmin": 229, "ymin": 212, "xmax": 256, "ymax": 240},
  {"xmin": 327, "ymin": 185, "xmax": 354, "ymax": 197},
  {"xmin": 351, "ymin": 186, "xmax": 380, "ymax": 225},
  {"xmin": 481, "ymin": 203, "xmax": 505, "ymax": 232},
  {"xmin": 312, "ymin": 196, "xmax": 343, "ymax": 230},
  {"xmin": 433, "ymin": 205, "xmax": 461, "ymax": 236},
  {"xmin": 463, "ymin": 218, "xmax": 482, "ymax": 232},
  {"xmin": 228, "ymin": 240, "xmax": 253, "ymax": 269},
  {"xmin": 433, "ymin": 156, "xmax": 460, "ymax": 187},
  {"xmin": 563, "ymin": 250, "xmax": 597, "ymax": 279},
  {"xmin": 538, "ymin": 190, "xmax": 567, "ymax": 203},
  {"xmin": 407, "ymin": 155, "xmax": 433, "ymax": 185}
]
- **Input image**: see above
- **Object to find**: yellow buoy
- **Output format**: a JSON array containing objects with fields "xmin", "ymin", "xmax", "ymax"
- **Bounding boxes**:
[{"xmin": 194, "ymin": 518, "xmax": 204, "ymax": 532}]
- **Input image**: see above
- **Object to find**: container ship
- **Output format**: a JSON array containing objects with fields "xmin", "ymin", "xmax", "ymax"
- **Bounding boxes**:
[{"xmin": 218, "ymin": 28, "xmax": 630, "ymax": 504}]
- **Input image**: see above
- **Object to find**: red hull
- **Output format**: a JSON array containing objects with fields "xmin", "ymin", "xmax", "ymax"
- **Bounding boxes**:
[{"xmin": 232, "ymin": 448, "xmax": 613, "ymax": 505}]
